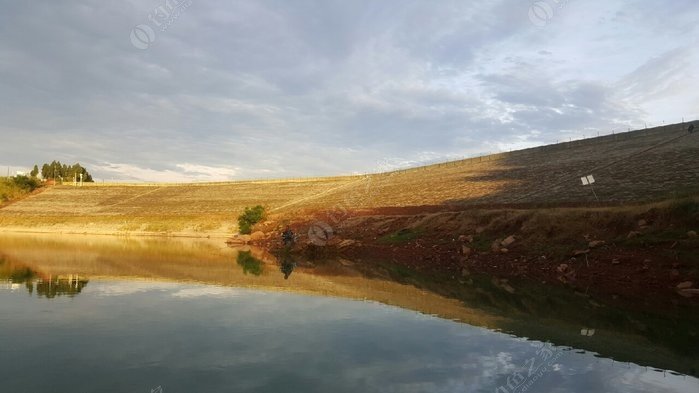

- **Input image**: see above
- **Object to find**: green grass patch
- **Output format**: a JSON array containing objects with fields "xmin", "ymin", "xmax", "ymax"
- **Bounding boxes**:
[
  {"xmin": 470, "ymin": 235, "xmax": 494, "ymax": 252},
  {"xmin": 378, "ymin": 228, "xmax": 423, "ymax": 244}
]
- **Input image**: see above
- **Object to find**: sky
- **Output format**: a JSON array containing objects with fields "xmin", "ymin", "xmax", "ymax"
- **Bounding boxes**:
[{"xmin": 0, "ymin": 0, "xmax": 698, "ymax": 182}]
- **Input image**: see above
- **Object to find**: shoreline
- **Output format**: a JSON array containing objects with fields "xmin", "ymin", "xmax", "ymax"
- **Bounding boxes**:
[
  {"xmin": 249, "ymin": 198, "xmax": 699, "ymax": 307},
  {"xmin": 0, "ymin": 227, "xmax": 231, "ymax": 239}
]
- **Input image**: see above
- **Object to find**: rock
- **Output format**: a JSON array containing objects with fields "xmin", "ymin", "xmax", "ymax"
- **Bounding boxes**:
[
  {"xmin": 638, "ymin": 219, "xmax": 647, "ymax": 227},
  {"xmin": 627, "ymin": 231, "xmax": 641, "ymax": 239},
  {"xmin": 612, "ymin": 258, "xmax": 620, "ymax": 265},
  {"xmin": 249, "ymin": 231, "xmax": 265, "ymax": 241},
  {"xmin": 338, "ymin": 239, "xmax": 358, "ymax": 248},
  {"xmin": 491, "ymin": 240, "xmax": 502, "ymax": 253},
  {"xmin": 572, "ymin": 249, "xmax": 590, "ymax": 256},
  {"xmin": 679, "ymin": 289, "xmax": 699, "ymax": 297},
  {"xmin": 461, "ymin": 245, "xmax": 472, "ymax": 256},
  {"xmin": 688, "ymin": 230, "xmax": 697, "ymax": 238},
  {"xmin": 588, "ymin": 240, "xmax": 605, "ymax": 248},
  {"xmin": 500, "ymin": 248, "xmax": 509, "ymax": 253},
  {"xmin": 501, "ymin": 235, "xmax": 516, "ymax": 247},
  {"xmin": 458, "ymin": 235, "xmax": 474, "ymax": 243},
  {"xmin": 676, "ymin": 281, "xmax": 694, "ymax": 290}
]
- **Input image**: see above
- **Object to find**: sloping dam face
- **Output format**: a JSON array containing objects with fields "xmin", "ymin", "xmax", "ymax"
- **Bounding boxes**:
[{"xmin": 1, "ymin": 122, "xmax": 697, "ymax": 236}]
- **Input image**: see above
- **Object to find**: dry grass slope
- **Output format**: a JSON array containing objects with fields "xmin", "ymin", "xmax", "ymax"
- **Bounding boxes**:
[{"xmin": 1, "ymin": 122, "xmax": 697, "ymax": 236}]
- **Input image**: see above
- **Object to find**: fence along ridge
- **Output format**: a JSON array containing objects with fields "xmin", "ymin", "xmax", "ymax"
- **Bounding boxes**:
[{"xmin": 82, "ymin": 121, "xmax": 696, "ymax": 186}]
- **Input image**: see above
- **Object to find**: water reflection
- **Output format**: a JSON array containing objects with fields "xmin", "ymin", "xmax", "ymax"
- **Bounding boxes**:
[
  {"xmin": 280, "ymin": 254, "xmax": 296, "ymax": 279},
  {"xmin": 236, "ymin": 250, "xmax": 264, "ymax": 276},
  {"xmin": 0, "ymin": 233, "xmax": 697, "ymax": 382},
  {"xmin": 1, "ymin": 258, "xmax": 88, "ymax": 298}
]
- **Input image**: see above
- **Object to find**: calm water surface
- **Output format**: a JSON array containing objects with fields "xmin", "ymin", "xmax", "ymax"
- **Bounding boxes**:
[{"xmin": 0, "ymin": 234, "xmax": 697, "ymax": 393}]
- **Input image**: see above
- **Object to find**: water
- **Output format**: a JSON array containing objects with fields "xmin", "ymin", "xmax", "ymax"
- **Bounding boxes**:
[{"xmin": 0, "ymin": 234, "xmax": 697, "ymax": 393}]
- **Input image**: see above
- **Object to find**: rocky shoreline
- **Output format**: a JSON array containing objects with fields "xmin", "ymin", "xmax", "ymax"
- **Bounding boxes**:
[{"xmin": 228, "ymin": 199, "xmax": 699, "ymax": 308}]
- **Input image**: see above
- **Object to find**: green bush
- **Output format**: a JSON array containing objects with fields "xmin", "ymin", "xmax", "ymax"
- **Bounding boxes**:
[
  {"xmin": 237, "ymin": 205, "xmax": 266, "ymax": 234},
  {"xmin": 0, "ymin": 175, "xmax": 40, "ymax": 202}
]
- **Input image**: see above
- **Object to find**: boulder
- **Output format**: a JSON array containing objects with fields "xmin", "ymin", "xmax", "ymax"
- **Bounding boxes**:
[
  {"xmin": 461, "ymin": 245, "xmax": 472, "ymax": 256},
  {"xmin": 225, "ymin": 237, "xmax": 246, "ymax": 245},
  {"xmin": 588, "ymin": 240, "xmax": 605, "ymax": 248},
  {"xmin": 249, "ymin": 231, "xmax": 265, "ymax": 241},
  {"xmin": 572, "ymin": 249, "xmax": 590, "ymax": 256},
  {"xmin": 491, "ymin": 240, "xmax": 501, "ymax": 253},
  {"xmin": 676, "ymin": 281, "xmax": 694, "ymax": 290},
  {"xmin": 679, "ymin": 289, "xmax": 699, "ymax": 297},
  {"xmin": 688, "ymin": 230, "xmax": 697, "ymax": 238},
  {"xmin": 500, "ymin": 248, "xmax": 509, "ymax": 254},
  {"xmin": 501, "ymin": 235, "xmax": 516, "ymax": 247},
  {"xmin": 627, "ymin": 231, "xmax": 641, "ymax": 239},
  {"xmin": 501, "ymin": 282, "xmax": 515, "ymax": 294},
  {"xmin": 638, "ymin": 219, "xmax": 647, "ymax": 227},
  {"xmin": 458, "ymin": 234, "xmax": 474, "ymax": 243}
]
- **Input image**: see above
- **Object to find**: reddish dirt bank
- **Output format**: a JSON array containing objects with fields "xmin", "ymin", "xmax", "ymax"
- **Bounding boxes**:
[{"xmin": 236, "ymin": 199, "xmax": 699, "ymax": 308}]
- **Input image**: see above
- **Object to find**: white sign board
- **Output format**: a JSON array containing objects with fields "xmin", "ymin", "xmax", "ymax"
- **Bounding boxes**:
[{"xmin": 581, "ymin": 175, "xmax": 595, "ymax": 186}]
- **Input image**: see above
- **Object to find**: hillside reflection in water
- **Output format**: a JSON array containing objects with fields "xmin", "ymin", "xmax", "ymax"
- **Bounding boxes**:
[{"xmin": 0, "ymin": 233, "xmax": 697, "ymax": 392}]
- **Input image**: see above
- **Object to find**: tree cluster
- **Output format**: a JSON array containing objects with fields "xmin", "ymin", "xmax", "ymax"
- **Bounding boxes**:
[{"xmin": 36, "ymin": 161, "xmax": 94, "ymax": 182}]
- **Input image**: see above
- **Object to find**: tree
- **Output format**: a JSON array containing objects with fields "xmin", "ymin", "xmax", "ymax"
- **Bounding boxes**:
[
  {"xmin": 30, "ymin": 165, "xmax": 39, "ymax": 178},
  {"xmin": 41, "ymin": 164, "xmax": 50, "ymax": 179},
  {"xmin": 237, "ymin": 205, "xmax": 266, "ymax": 234}
]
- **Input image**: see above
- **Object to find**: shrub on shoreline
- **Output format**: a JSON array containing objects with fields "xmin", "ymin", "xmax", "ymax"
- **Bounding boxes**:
[{"xmin": 237, "ymin": 205, "xmax": 266, "ymax": 234}]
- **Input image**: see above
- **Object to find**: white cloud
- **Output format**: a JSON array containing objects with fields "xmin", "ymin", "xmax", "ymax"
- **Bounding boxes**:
[
  {"xmin": 171, "ymin": 287, "xmax": 243, "ymax": 299},
  {"xmin": 93, "ymin": 162, "xmax": 238, "ymax": 182}
]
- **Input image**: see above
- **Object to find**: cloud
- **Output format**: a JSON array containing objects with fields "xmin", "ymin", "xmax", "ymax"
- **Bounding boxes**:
[
  {"xmin": 0, "ymin": 0, "xmax": 698, "ymax": 181},
  {"xmin": 93, "ymin": 162, "xmax": 238, "ymax": 182}
]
